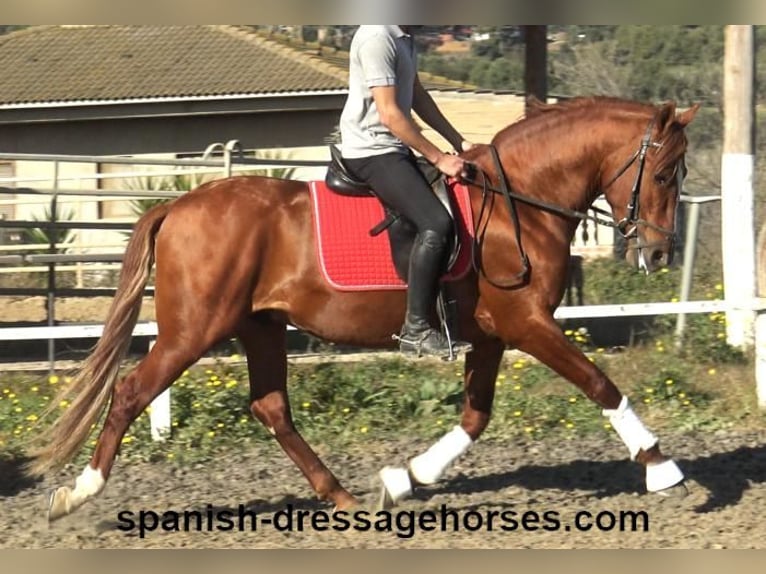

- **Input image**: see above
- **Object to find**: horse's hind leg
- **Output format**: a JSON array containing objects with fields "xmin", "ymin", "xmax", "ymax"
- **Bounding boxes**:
[
  {"xmin": 238, "ymin": 314, "xmax": 358, "ymax": 510},
  {"xmin": 379, "ymin": 338, "xmax": 506, "ymax": 507},
  {"xmin": 48, "ymin": 337, "xmax": 202, "ymax": 522},
  {"xmin": 516, "ymin": 314, "xmax": 685, "ymax": 495}
]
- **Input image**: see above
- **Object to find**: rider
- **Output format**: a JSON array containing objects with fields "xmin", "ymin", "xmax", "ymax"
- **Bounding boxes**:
[{"xmin": 339, "ymin": 25, "xmax": 474, "ymax": 357}]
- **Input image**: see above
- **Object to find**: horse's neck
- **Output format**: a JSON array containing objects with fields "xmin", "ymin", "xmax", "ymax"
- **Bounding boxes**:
[{"xmin": 510, "ymin": 112, "xmax": 645, "ymax": 213}]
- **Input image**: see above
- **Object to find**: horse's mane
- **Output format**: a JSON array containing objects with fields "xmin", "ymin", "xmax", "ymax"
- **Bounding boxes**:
[
  {"xmin": 524, "ymin": 95, "xmax": 654, "ymax": 118},
  {"xmin": 496, "ymin": 96, "xmax": 688, "ymax": 175}
]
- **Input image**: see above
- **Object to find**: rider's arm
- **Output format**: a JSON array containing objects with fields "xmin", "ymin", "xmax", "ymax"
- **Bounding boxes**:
[
  {"xmin": 371, "ymin": 85, "xmax": 465, "ymax": 178},
  {"xmin": 412, "ymin": 74, "xmax": 471, "ymax": 153}
]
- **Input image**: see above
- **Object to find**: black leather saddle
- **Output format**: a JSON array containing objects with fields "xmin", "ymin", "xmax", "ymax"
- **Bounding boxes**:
[{"xmin": 324, "ymin": 145, "xmax": 462, "ymax": 282}]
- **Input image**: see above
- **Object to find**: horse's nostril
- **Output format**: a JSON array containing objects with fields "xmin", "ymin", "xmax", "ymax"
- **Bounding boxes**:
[{"xmin": 651, "ymin": 250, "xmax": 666, "ymax": 265}]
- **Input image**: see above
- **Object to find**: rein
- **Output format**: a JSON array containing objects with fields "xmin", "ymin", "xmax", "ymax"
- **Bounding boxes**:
[{"xmin": 466, "ymin": 116, "xmax": 676, "ymax": 288}]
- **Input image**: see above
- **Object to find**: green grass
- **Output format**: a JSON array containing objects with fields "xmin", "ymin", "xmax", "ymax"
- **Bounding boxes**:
[{"xmin": 1, "ymin": 329, "xmax": 763, "ymax": 470}]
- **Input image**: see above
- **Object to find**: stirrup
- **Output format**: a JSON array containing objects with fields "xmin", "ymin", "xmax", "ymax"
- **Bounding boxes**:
[{"xmin": 393, "ymin": 328, "xmax": 472, "ymax": 360}]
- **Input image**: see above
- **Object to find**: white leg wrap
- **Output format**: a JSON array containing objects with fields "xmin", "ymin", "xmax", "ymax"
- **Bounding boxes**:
[
  {"xmin": 71, "ymin": 464, "xmax": 106, "ymax": 507},
  {"xmin": 603, "ymin": 397, "xmax": 657, "ymax": 460},
  {"xmin": 646, "ymin": 459, "xmax": 685, "ymax": 492},
  {"xmin": 409, "ymin": 425, "xmax": 472, "ymax": 485}
]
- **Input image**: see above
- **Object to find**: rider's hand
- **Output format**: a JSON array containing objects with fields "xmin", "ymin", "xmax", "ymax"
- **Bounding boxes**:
[{"xmin": 435, "ymin": 153, "xmax": 469, "ymax": 179}]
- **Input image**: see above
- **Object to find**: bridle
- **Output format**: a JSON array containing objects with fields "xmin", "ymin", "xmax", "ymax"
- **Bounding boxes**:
[
  {"xmin": 602, "ymin": 117, "xmax": 680, "ymax": 244},
  {"xmin": 467, "ymin": 114, "xmax": 684, "ymax": 287}
]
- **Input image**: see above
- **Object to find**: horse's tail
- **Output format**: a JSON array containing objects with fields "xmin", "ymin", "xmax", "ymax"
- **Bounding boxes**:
[{"xmin": 26, "ymin": 202, "xmax": 171, "ymax": 477}]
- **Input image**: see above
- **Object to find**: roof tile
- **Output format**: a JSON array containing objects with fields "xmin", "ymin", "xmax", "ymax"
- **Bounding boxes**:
[{"xmin": 0, "ymin": 25, "xmax": 348, "ymax": 105}]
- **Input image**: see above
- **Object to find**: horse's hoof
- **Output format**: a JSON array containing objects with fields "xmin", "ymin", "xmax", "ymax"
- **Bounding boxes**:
[
  {"xmin": 654, "ymin": 480, "xmax": 689, "ymax": 499},
  {"xmin": 377, "ymin": 484, "xmax": 394, "ymax": 511},
  {"xmin": 377, "ymin": 466, "xmax": 412, "ymax": 511},
  {"xmin": 48, "ymin": 487, "xmax": 73, "ymax": 523},
  {"xmin": 331, "ymin": 496, "xmax": 359, "ymax": 513}
]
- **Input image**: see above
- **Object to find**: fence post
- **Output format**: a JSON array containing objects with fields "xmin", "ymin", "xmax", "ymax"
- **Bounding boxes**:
[
  {"xmin": 224, "ymin": 140, "xmax": 243, "ymax": 178},
  {"xmin": 756, "ymin": 314, "xmax": 766, "ymax": 409},
  {"xmin": 674, "ymin": 200, "xmax": 702, "ymax": 346},
  {"xmin": 47, "ymin": 161, "xmax": 59, "ymax": 374},
  {"xmin": 722, "ymin": 26, "xmax": 756, "ymax": 349},
  {"xmin": 756, "ymin": 224, "xmax": 766, "ymax": 409}
]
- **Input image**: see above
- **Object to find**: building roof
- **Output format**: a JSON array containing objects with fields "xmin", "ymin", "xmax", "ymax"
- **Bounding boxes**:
[{"xmin": 0, "ymin": 25, "xmax": 349, "ymax": 106}]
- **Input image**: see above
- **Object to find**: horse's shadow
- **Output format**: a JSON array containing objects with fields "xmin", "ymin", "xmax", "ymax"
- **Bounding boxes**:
[
  {"xmin": 420, "ymin": 444, "xmax": 766, "ymax": 514},
  {"xmin": 0, "ymin": 456, "xmax": 40, "ymax": 497}
]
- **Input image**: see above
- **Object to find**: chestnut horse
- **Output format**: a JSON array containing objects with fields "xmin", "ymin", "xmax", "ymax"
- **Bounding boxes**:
[{"xmin": 30, "ymin": 96, "xmax": 699, "ymax": 521}]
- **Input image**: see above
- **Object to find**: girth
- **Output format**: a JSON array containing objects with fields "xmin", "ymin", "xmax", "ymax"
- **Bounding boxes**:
[{"xmin": 324, "ymin": 145, "xmax": 462, "ymax": 281}]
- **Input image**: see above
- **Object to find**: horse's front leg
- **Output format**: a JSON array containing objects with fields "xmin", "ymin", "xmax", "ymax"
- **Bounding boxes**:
[
  {"xmin": 515, "ymin": 312, "xmax": 685, "ymax": 495},
  {"xmin": 378, "ymin": 338, "xmax": 505, "ymax": 508}
]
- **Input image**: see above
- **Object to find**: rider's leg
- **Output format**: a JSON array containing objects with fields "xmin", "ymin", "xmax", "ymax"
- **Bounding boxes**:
[{"xmin": 344, "ymin": 152, "xmax": 471, "ymax": 356}]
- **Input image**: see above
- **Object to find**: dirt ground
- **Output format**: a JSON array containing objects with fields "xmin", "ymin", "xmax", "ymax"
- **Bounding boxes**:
[
  {"xmin": 3, "ymin": 296, "xmax": 766, "ymax": 548},
  {"xmin": 2, "ymin": 428, "xmax": 766, "ymax": 549}
]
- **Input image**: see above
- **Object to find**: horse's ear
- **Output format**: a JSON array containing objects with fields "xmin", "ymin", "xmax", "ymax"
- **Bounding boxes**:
[
  {"xmin": 526, "ymin": 95, "xmax": 552, "ymax": 118},
  {"xmin": 656, "ymin": 101, "xmax": 677, "ymax": 132},
  {"xmin": 675, "ymin": 103, "xmax": 700, "ymax": 127}
]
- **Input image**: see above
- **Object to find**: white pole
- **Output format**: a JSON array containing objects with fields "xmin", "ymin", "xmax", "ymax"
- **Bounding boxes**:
[
  {"xmin": 675, "ymin": 201, "xmax": 701, "ymax": 346},
  {"xmin": 146, "ymin": 339, "xmax": 171, "ymax": 441},
  {"xmin": 757, "ymin": 226, "xmax": 766, "ymax": 409},
  {"xmin": 756, "ymin": 314, "xmax": 766, "ymax": 409},
  {"xmin": 721, "ymin": 26, "xmax": 756, "ymax": 348}
]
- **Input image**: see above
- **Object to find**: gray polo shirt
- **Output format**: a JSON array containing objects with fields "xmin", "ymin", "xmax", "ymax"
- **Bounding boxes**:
[{"xmin": 339, "ymin": 25, "xmax": 416, "ymax": 159}]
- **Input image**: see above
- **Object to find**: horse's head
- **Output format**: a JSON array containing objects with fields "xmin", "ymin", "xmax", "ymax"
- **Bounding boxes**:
[{"xmin": 601, "ymin": 101, "xmax": 699, "ymax": 273}]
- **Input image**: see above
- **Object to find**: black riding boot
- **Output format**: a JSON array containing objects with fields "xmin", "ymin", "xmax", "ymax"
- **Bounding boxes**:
[{"xmin": 398, "ymin": 230, "xmax": 472, "ymax": 357}]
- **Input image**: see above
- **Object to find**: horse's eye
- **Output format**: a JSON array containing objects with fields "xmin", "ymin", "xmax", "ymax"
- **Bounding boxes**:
[{"xmin": 654, "ymin": 166, "xmax": 677, "ymax": 187}]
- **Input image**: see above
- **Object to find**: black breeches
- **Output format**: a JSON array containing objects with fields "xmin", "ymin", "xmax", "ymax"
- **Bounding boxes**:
[{"xmin": 344, "ymin": 152, "xmax": 452, "ymax": 238}]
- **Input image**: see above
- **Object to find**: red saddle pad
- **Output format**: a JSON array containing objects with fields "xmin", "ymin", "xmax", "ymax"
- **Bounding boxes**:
[{"xmin": 309, "ymin": 180, "xmax": 475, "ymax": 291}]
